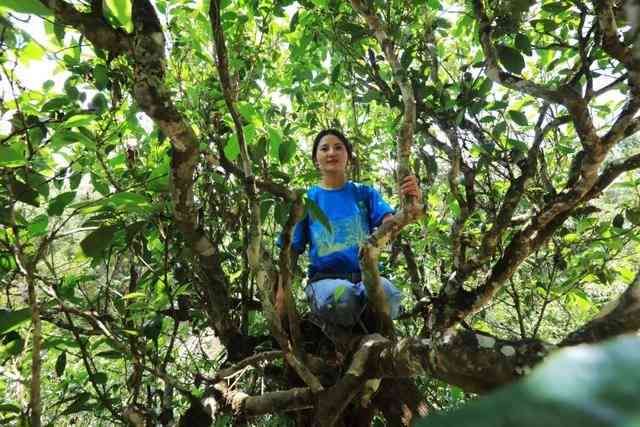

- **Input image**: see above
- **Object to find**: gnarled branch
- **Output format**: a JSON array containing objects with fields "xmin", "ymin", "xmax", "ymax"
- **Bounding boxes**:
[{"xmin": 561, "ymin": 271, "xmax": 640, "ymax": 346}]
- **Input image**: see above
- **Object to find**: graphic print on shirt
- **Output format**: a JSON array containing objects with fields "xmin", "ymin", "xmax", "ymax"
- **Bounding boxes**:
[{"xmin": 312, "ymin": 203, "xmax": 369, "ymax": 257}]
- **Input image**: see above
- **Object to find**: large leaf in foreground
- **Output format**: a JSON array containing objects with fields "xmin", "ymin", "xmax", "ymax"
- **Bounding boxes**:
[{"xmin": 418, "ymin": 335, "xmax": 640, "ymax": 427}]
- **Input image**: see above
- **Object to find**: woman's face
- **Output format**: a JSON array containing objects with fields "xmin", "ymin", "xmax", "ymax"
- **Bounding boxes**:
[{"xmin": 315, "ymin": 134, "xmax": 349, "ymax": 175}]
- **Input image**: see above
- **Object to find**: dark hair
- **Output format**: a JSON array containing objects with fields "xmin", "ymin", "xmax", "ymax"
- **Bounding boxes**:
[{"xmin": 312, "ymin": 129, "xmax": 353, "ymax": 162}]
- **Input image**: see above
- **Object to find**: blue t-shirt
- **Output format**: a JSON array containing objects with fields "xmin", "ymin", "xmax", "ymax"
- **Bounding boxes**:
[{"xmin": 289, "ymin": 181, "xmax": 394, "ymax": 277}]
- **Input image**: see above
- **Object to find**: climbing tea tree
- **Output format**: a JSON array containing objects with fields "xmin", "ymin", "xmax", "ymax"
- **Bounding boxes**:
[{"xmin": 0, "ymin": 0, "xmax": 639, "ymax": 425}]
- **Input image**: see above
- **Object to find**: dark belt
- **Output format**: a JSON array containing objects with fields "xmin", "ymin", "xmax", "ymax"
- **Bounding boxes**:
[{"xmin": 308, "ymin": 272, "xmax": 362, "ymax": 284}]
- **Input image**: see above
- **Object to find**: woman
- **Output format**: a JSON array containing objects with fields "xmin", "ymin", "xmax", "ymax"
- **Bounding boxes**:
[{"xmin": 288, "ymin": 129, "xmax": 421, "ymax": 328}]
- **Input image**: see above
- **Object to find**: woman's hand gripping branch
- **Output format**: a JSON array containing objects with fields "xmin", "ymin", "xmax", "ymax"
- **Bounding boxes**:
[{"xmin": 382, "ymin": 175, "xmax": 422, "ymax": 224}]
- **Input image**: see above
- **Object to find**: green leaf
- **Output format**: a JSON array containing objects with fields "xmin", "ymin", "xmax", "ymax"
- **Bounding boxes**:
[
  {"xmin": 306, "ymin": 198, "xmax": 332, "ymax": 233},
  {"xmin": 109, "ymin": 192, "xmax": 151, "ymax": 213},
  {"xmin": 48, "ymin": 191, "xmax": 76, "ymax": 216},
  {"xmin": 531, "ymin": 19, "xmax": 559, "ymax": 33},
  {"xmin": 511, "ymin": 0, "xmax": 532, "ymax": 13},
  {"xmin": 497, "ymin": 45, "xmax": 525, "ymax": 75},
  {"xmin": 91, "ymin": 172, "xmax": 110, "ymax": 195},
  {"xmin": 48, "ymin": 19, "xmax": 66, "ymax": 45},
  {"xmin": 278, "ymin": 139, "xmax": 296, "ymax": 164},
  {"xmin": 50, "ymin": 130, "xmax": 95, "ymax": 150},
  {"xmin": 103, "ymin": 0, "xmax": 133, "ymax": 32},
  {"xmin": 331, "ymin": 63, "xmax": 341, "ymax": 83},
  {"xmin": 612, "ymin": 213, "xmax": 624, "ymax": 228},
  {"xmin": 91, "ymin": 372, "xmax": 108, "ymax": 384},
  {"xmin": 341, "ymin": 22, "xmax": 367, "ymax": 42},
  {"xmin": 515, "ymin": 34, "xmax": 532, "ymax": 56},
  {"xmin": 477, "ymin": 78, "xmax": 493, "ymax": 96},
  {"xmin": 93, "ymin": 64, "xmax": 108, "ymax": 90},
  {"xmin": 42, "ymin": 96, "xmax": 70, "ymax": 112},
  {"xmin": 401, "ymin": 49, "xmax": 413, "ymax": 70},
  {"xmin": 426, "ymin": 0, "xmax": 442, "ymax": 9},
  {"xmin": 63, "ymin": 113, "xmax": 96, "ymax": 129},
  {"xmin": 237, "ymin": 103, "xmax": 261, "ymax": 126},
  {"xmin": 0, "ymin": 0, "xmax": 52, "ymax": 16},
  {"xmin": 0, "ymin": 253, "xmax": 16, "ymax": 272},
  {"xmin": 69, "ymin": 172, "xmax": 83, "ymax": 190},
  {"xmin": 10, "ymin": 179, "xmax": 40, "ymax": 207},
  {"xmin": 268, "ymin": 127, "xmax": 283, "ymax": 159},
  {"xmin": 142, "ymin": 314, "xmax": 163, "ymax": 342},
  {"xmin": 148, "ymin": 162, "xmax": 170, "ymax": 192},
  {"xmin": 123, "ymin": 292, "xmax": 146, "ymax": 300},
  {"xmin": 43, "ymin": 79, "xmax": 55, "ymax": 91},
  {"xmin": 27, "ymin": 214, "xmax": 48, "ymax": 237},
  {"xmin": 310, "ymin": 0, "xmax": 327, "ymax": 8},
  {"xmin": 563, "ymin": 233, "xmax": 579, "ymax": 243},
  {"xmin": 91, "ymin": 93, "xmax": 109, "ymax": 115},
  {"xmin": 55, "ymin": 352, "xmax": 67, "ymax": 377},
  {"xmin": 96, "ymin": 350, "xmax": 122, "ymax": 359},
  {"xmin": 508, "ymin": 110, "xmax": 528, "ymax": 126},
  {"xmin": 0, "ymin": 143, "xmax": 25, "ymax": 168},
  {"xmin": 28, "ymin": 172, "xmax": 49, "ymax": 198},
  {"xmin": 250, "ymin": 136, "xmax": 269, "ymax": 162},
  {"xmin": 0, "ymin": 308, "xmax": 31, "ymax": 335},
  {"xmin": 274, "ymin": 201, "xmax": 289, "ymax": 226},
  {"xmin": 333, "ymin": 285, "xmax": 347, "ymax": 304},
  {"xmin": 260, "ymin": 199, "xmax": 273, "ymax": 224},
  {"xmin": 493, "ymin": 121, "xmax": 507, "ymax": 137},
  {"xmin": 542, "ymin": 2, "xmax": 570, "ymax": 14},
  {"xmin": 18, "ymin": 41, "xmax": 45, "ymax": 64},
  {"xmin": 417, "ymin": 335, "xmax": 640, "ymax": 427},
  {"xmin": 224, "ymin": 135, "xmax": 240, "ymax": 161},
  {"xmin": 80, "ymin": 225, "xmax": 119, "ymax": 258}
]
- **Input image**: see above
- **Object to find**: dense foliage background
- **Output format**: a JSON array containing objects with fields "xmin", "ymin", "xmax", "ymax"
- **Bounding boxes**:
[{"xmin": 0, "ymin": 0, "xmax": 639, "ymax": 425}]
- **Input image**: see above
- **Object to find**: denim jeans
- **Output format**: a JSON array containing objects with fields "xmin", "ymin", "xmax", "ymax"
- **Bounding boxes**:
[{"xmin": 305, "ymin": 277, "xmax": 402, "ymax": 326}]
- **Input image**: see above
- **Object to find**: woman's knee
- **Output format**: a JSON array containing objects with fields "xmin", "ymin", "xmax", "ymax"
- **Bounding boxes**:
[
  {"xmin": 380, "ymin": 277, "xmax": 402, "ymax": 319},
  {"xmin": 306, "ymin": 279, "xmax": 364, "ymax": 326}
]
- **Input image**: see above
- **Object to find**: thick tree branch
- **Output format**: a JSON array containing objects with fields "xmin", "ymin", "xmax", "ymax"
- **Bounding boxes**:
[
  {"xmin": 460, "ymin": 107, "xmax": 562, "ymax": 278},
  {"xmin": 122, "ymin": 0, "xmax": 242, "ymax": 354},
  {"xmin": 471, "ymin": 0, "xmax": 566, "ymax": 104},
  {"xmin": 594, "ymin": 0, "xmax": 634, "ymax": 66},
  {"xmin": 276, "ymin": 199, "xmax": 304, "ymax": 347},
  {"xmin": 444, "ymin": 126, "xmax": 468, "ymax": 272},
  {"xmin": 314, "ymin": 334, "xmax": 388, "ymax": 426},
  {"xmin": 209, "ymin": 0, "xmax": 251, "ymax": 179},
  {"xmin": 583, "ymin": 152, "xmax": 640, "ymax": 200},
  {"xmin": 350, "ymin": 1, "xmax": 416, "ymax": 205},
  {"xmin": 400, "ymin": 240, "xmax": 423, "ymax": 295},
  {"xmin": 432, "ymin": 111, "xmax": 571, "ymax": 330},
  {"xmin": 350, "ymin": 0, "xmax": 424, "ymax": 337},
  {"xmin": 213, "ymin": 382, "xmax": 314, "ymax": 417},
  {"xmin": 10, "ymin": 210, "xmax": 42, "ymax": 427},
  {"xmin": 210, "ymin": 0, "xmax": 318, "ymax": 389},
  {"xmin": 38, "ymin": 0, "xmax": 241, "ymax": 356},
  {"xmin": 472, "ymin": 0, "xmax": 605, "ymax": 151},
  {"xmin": 38, "ymin": 0, "xmax": 131, "ymax": 55},
  {"xmin": 214, "ymin": 351, "xmax": 284, "ymax": 381},
  {"xmin": 37, "ymin": 0, "xmax": 241, "ymax": 356},
  {"xmin": 454, "ymin": 149, "xmax": 640, "ymax": 332},
  {"xmin": 561, "ymin": 272, "xmax": 640, "ymax": 346}
]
